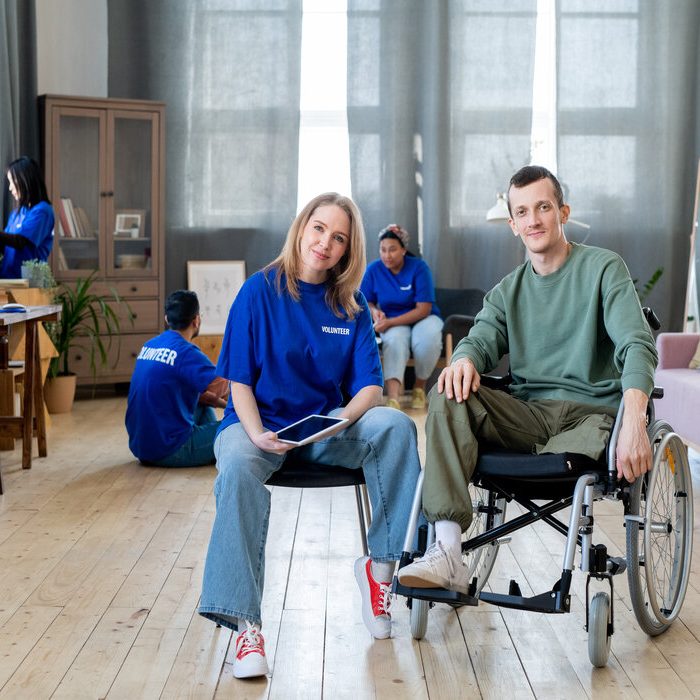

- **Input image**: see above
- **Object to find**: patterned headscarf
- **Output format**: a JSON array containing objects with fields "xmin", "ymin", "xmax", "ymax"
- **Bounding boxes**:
[{"xmin": 378, "ymin": 224, "xmax": 409, "ymax": 248}]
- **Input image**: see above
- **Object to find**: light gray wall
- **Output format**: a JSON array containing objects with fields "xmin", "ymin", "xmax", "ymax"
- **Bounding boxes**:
[{"xmin": 36, "ymin": 0, "xmax": 108, "ymax": 97}]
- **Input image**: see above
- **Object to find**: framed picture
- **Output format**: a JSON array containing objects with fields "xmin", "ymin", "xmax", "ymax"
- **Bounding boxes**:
[
  {"xmin": 187, "ymin": 260, "xmax": 246, "ymax": 335},
  {"xmin": 114, "ymin": 210, "xmax": 145, "ymax": 238}
]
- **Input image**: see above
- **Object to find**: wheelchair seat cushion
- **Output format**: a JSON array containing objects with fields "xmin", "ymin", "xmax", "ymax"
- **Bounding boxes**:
[
  {"xmin": 475, "ymin": 449, "xmax": 604, "ymax": 479},
  {"xmin": 473, "ymin": 450, "xmax": 607, "ymax": 500}
]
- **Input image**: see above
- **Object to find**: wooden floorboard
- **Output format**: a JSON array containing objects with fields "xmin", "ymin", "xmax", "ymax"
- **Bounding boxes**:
[{"xmin": 0, "ymin": 395, "xmax": 698, "ymax": 698}]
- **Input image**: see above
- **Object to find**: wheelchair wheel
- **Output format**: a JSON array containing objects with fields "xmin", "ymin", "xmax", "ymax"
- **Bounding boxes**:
[
  {"xmin": 464, "ymin": 485, "xmax": 507, "ymax": 595},
  {"xmin": 626, "ymin": 421, "xmax": 694, "ymax": 636},
  {"xmin": 409, "ymin": 598, "xmax": 429, "ymax": 640},
  {"xmin": 588, "ymin": 591, "xmax": 612, "ymax": 668}
]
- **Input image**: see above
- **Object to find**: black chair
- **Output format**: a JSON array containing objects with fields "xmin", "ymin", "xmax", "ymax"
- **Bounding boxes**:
[
  {"xmin": 266, "ymin": 454, "xmax": 371, "ymax": 556},
  {"xmin": 434, "ymin": 287, "xmax": 485, "ymax": 365}
]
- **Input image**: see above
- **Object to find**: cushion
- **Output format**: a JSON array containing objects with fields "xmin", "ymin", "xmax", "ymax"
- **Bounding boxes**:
[{"xmin": 690, "ymin": 337, "xmax": 700, "ymax": 369}]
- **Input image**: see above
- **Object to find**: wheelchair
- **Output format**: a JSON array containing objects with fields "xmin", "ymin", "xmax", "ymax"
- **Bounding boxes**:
[{"xmin": 393, "ymin": 376, "xmax": 694, "ymax": 667}]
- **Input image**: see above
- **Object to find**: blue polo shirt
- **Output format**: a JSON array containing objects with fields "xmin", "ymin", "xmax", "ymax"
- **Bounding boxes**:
[
  {"xmin": 126, "ymin": 330, "xmax": 217, "ymax": 461},
  {"xmin": 1, "ymin": 202, "xmax": 55, "ymax": 278},
  {"xmin": 217, "ymin": 268, "xmax": 383, "ymax": 433},
  {"xmin": 361, "ymin": 256, "xmax": 440, "ymax": 318}
]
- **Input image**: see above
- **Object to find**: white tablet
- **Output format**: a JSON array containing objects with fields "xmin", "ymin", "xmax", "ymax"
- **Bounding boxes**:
[{"xmin": 276, "ymin": 414, "xmax": 349, "ymax": 446}]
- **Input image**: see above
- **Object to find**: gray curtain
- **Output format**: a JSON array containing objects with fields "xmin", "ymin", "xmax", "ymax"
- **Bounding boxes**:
[
  {"xmin": 556, "ymin": 0, "xmax": 700, "ymax": 330},
  {"xmin": 347, "ymin": 0, "xmax": 537, "ymax": 293},
  {"xmin": 1, "ymin": 0, "xmax": 39, "ymax": 226},
  {"xmin": 108, "ymin": 0, "xmax": 303, "ymax": 293}
]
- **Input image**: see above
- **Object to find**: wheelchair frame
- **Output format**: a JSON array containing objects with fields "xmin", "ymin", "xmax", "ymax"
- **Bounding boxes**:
[{"xmin": 393, "ymin": 390, "xmax": 695, "ymax": 667}]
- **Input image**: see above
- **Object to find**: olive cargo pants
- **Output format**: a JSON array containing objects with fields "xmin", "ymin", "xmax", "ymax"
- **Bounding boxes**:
[{"xmin": 422, "ymin": 385, "xmax": 617, "ymax": 530}]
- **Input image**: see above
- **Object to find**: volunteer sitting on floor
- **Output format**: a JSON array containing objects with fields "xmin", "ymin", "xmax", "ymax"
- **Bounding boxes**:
[
  {"xmin": 125, "ymin": 290, "xmax": 229, "ymax": 467},
  {"xmin": 198, "ymin": 192, "xmax": 421, "ymax": 679},
  {"xmin": 360, "ymin": 224, "xmax": 442, "ymax": 410}
]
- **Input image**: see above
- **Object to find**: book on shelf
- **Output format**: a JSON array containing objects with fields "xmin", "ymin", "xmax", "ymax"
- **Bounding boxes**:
[
  {"xmin": 74, "ymin": 206, "xmax": 93, "ymax": 238},
  {"xmin": 60, "ymin": 197, "xmax": 79, "ymax": 237},
  {"xmin": 56, "ymin": 199, "xmax": 72, "ymax": 238}
]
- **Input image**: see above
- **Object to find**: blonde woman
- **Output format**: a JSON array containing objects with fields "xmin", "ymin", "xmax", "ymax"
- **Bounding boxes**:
[{"xmin": 199, "ymin": 193, "xmax": 421, "ymax": 678}]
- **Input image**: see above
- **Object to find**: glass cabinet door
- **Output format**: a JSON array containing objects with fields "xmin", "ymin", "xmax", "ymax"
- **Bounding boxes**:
[
  {"xmin": 52, "ymin": 109, "xmax": 104, "ymax": 275},
  {"xmin": 108, "ymin": 111, "xmax": 158, "ymax": 277}
]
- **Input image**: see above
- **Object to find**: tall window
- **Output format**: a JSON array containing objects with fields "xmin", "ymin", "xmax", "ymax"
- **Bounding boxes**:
[
  {"xmin": 297, "ymin": 0, "xmax": 352, "ymax": 210},
  {"xmin": 530, "ymin": 0, "xmax": 557, "ymax": 172}
]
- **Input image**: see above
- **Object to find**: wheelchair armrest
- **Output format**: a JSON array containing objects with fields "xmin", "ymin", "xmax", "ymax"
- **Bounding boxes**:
[{"xmin": 479, "ymin": 373, "xmax": 512, "ymax": 392}]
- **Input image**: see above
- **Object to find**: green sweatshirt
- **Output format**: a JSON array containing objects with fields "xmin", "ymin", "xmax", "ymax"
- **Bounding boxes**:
[{"xmin": 452, "ymin": 243, "xmax": 658, "ymax": 408}]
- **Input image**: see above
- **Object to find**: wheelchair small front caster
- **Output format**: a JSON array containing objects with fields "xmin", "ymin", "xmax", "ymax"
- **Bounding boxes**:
[
  {"xmin": 409, "ymin": 598, "xmax": 429, "ymax": 640},
  {"xmin": 588, "ymin": 591, "xmax": 612, "ymax": 667}
]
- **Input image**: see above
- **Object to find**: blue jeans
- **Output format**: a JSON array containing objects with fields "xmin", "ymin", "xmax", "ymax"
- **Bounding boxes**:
[
  {"xmin": 198, "ymin": 406, "xmax": 421, "ymax": 630},
  {"xmin": 381, "ymin": 314, "xmax": 443, "ymax": 381},
  {"xmin": 150, "ymin": 405, "xmax": 220, "ymax": 467}
]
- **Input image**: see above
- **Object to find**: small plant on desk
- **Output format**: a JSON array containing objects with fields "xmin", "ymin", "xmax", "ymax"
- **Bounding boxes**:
[{"xmin": 20, "ymin": 259, "xmax": 56, "ymax": 289}]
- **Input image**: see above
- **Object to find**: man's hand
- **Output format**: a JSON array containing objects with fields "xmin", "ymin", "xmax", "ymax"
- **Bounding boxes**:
[
  {"xmin": 437, "ymin": 357, "xmax": 480, "ymax": 402},
  {"xmin": 615, "ymin": 388, "xmax": 652, "ymax": 482}
]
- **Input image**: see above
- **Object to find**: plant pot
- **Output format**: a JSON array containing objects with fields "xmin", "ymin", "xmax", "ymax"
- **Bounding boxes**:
[{"xmin": 44, "ymin": 374, "xmax": 77, "ymax": 414}]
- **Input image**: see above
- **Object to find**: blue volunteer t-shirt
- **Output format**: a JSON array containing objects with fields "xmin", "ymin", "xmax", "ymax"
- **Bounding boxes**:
[
  {"xmin": 1, "ymin": 202, "xmax": 55, "ymax": 278},
  {"xmin": 360, "ymin": 256, "xmax": 440, "ymax": 318},
  {"xmin": 125, "ymin": 330, "xmax": 217, "ymax": 461},
  {"xmin": 217, "ymin": 268, "xmax": 383, "ymax": 434}
]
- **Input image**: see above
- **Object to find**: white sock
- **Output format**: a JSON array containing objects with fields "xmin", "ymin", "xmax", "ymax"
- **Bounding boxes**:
[
  {"xmin": 370, "ymin": 560, "xmax": 395, "ymax": 583},
  {"xmin": 435, "ymin": 520, "xmax": 462, "ymax": 560}
]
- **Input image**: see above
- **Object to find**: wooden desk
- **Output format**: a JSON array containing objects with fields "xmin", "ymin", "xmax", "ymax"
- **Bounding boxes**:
[
  {"xmin": 2, "ymin": 288, "xmax": 59, "ymax": 444},
  {"xmin": 0, "ymin": 305, "xmax": 61, "ymax": 491}
]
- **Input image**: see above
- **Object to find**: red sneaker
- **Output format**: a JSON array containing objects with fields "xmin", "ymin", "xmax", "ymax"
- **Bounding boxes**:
[
  {"xmin": 233, "ymin": 621, "xmax": 269, "ymax": 679},
  {"xmin": 354, "ymin": 556, "xmax": 392, "ymax": 639}
]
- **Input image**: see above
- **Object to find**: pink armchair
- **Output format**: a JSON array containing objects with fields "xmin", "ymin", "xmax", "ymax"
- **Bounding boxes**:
[{"xmin": 654, "ymin": 333, "xmax": 700, "ymax": 446}]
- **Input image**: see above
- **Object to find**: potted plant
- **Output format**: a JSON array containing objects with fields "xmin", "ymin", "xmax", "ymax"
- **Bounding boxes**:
[
  {"xmin": 44, "ymin": 272, "xmax": 127, "ymax": 413},
  {"xmin": 20, "ymin": 259, "xmax": 56, "ymax": 289}
]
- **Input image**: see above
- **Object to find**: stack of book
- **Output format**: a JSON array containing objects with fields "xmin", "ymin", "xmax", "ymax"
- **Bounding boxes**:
[{"xmin": 56, "ymin": 198, "xmax": 95, "ymax": 239}]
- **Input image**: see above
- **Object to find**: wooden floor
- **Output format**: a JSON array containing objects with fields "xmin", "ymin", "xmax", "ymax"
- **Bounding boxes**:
[{"xmin": 0, "ymin": 395, "xmax": 699, "ymax": 699}]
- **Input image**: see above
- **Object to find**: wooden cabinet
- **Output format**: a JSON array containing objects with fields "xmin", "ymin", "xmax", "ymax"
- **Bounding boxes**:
[{"xmin": 41, "ymin": 95, "xmax": 165, "ymax": 383}]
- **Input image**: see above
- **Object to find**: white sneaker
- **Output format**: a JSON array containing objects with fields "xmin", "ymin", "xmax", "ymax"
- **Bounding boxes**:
[
  {"xmin": 233, "ymin": 621, "xmax": 269, "ymax": 679},
  {"xmin": 354, "ymin": 556, "xmax": 392, "ymax": 639},
  {"xmin": 397, "ymin": 541, "xmax": 469, "ymax": 593}
]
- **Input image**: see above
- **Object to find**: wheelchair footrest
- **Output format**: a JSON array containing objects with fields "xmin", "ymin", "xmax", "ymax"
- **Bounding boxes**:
[
  {"xmin": 479, "ymin": 587, "xmax": 571, "ymax": 614},
  {"xmin": 393, "ymin": 581, "xmax": 479, "ymax": 608}
]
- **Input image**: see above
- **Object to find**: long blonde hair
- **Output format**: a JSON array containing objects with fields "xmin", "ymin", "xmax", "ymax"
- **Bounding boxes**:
[{"xmin": 266, "ymin": 192, "xmax": 367, "ymax": 319}]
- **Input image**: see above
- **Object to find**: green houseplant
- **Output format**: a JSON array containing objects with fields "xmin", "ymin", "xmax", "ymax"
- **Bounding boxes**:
[
  {"xmin": 20, "ymin": 259, "xmax": 56, "ymax": 289},
  {"xmin": 44, "ymin": 272, "xmax": 128, "ymax": 412}
]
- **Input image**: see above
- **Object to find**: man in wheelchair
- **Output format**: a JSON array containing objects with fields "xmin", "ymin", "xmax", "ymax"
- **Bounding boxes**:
[{"xmin": 398, "ymin": 164, "xmax": 658, "ymax": 594}]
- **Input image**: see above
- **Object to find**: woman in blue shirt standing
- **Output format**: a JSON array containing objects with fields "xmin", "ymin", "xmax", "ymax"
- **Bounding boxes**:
[
  {"xmin": 198, "ymin": 193, "xmax": 421, "ymax": 679},
  {"xmin": 1, "ymin": 157, "xmax": 54, "ymax": 278},
  {"xmin": 361, "ymin": 224, "xmax": 442, "ymax": 410}
]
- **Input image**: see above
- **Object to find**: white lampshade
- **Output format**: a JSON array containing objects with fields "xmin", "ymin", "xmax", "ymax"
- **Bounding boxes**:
[{"xmin": 486, "ymin": 193, "xmax": 510, "ymax": 222}]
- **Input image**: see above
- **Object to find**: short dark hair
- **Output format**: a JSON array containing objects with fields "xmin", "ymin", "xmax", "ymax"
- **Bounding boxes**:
[
  {"xmin": 507, "ymin": 165, "xmax": 564, "ymax": 216},
  {"xmin": 6, "ymin": 156, "xmax": 50, "ymax": 209},
  {"xmin": 165, "ymin": 290, "xmax": 199, "ymax": 330}
]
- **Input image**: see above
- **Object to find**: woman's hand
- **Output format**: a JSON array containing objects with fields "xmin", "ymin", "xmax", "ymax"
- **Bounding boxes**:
[
  {"xmin": 231, "ymin": 381, "xmax": 294, "ymax": 454},
  {"xmin": 251, "ymin": 430, "xmax": 295, "ymax": 455},
  {"xmin": 370, "ymin": 306, "xmax": 386, "ymax": 325},
  {"xmin": 339, "ymin": 385, "xmax": 383, "ymax": 425},
  {"xmin": 373, "ymin": 315, "xmax": 392, "ymax": 333}
]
